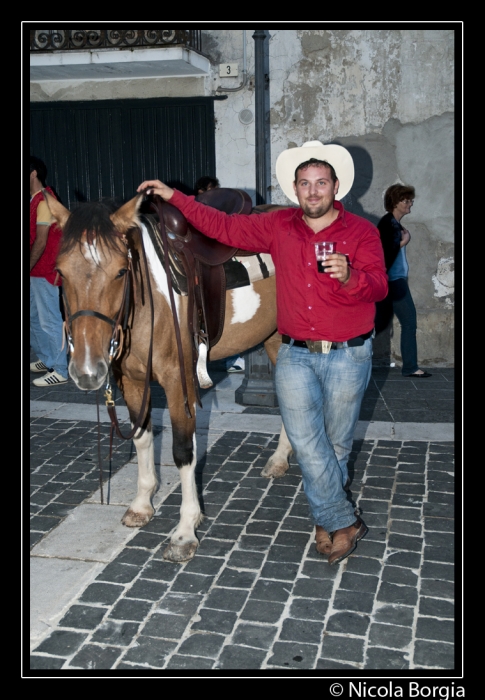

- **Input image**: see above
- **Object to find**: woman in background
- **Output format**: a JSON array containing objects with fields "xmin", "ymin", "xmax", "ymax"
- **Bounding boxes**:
[{"xmin": 376, "ymin": 184, "xmax": 431, "ymax": 378}]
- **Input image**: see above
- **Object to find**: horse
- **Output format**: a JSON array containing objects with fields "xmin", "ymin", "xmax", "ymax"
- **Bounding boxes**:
[{"xmin": 44, "ymin": 190, "xmax": 292, "ymax": 563}]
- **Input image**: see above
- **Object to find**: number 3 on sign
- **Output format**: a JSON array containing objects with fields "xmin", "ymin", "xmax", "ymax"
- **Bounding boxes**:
[{"xmin": 219, "ymin": 63, "xmax": 239, "ymax": 77}]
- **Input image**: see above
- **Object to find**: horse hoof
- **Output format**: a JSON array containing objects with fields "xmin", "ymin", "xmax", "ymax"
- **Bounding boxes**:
[
  {"xmin": 260, "ymin": 461, "xmax": 289, "ymax": 478},
  {"xmin": 121, "ymin": 508, "xmax": 153, "ymax": 528},
  {"xmin": 163, "ymin": 541, "xmax": 198, "ymax": 562}
]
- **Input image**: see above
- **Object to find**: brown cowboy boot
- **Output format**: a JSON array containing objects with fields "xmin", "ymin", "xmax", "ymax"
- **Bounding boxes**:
[
  {"xmin": 315, "ymin": 525, "xmax": 333, "ymax": 555},
  {"xmin": 327, "ymin": 518, "xmax": 368, "ymax": 566}
]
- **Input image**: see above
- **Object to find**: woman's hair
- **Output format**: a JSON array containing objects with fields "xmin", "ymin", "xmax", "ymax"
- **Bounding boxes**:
[{"xmin": 384, "ymin": 184, "xmax": 415, "ymax": 212}]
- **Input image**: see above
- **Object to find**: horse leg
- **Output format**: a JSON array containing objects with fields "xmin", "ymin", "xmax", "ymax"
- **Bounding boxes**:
[
  {"xmin": 260, "ymin": 333, "xmax": 293, "ymax": 478},
  {"xmin": 118, "ymin": 376, "xmax": 158, "ymax": 527},
  {"xmin": 162, "ymin": 389, "xmax": 201, "ymax": 563}
]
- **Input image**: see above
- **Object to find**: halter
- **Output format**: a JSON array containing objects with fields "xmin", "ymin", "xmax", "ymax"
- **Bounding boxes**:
[{"xmin": 61, "ymin": 233, "xmax": 132, "ymax": 363}]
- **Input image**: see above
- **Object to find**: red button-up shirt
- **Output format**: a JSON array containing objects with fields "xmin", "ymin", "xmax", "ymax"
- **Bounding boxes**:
[{"xmin": 170, "ymin": 190, "xmax": 388, "ymax": 342}]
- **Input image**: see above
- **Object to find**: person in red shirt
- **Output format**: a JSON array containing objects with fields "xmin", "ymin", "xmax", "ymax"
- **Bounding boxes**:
[
  {"xmin": 138, "ymin": 141, "xmax": 387, "ymax": 565},
  {"xmin": 30, "ymin": 156, "xmax": 68, "ymax": 386}
]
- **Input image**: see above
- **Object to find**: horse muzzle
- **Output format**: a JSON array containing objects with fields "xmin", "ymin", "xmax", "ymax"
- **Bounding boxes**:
[{"xmin": 69, "ymin": 358, "xmax": 109, "ymax": 391}]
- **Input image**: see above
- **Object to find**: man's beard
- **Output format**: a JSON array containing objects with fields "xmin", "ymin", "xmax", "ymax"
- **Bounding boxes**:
[{"xmin": 301, "ymin": 198, "xmax": 334, "ymax": 219}]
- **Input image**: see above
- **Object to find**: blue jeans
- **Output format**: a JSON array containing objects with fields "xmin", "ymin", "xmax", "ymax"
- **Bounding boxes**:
[
  {"xmin": 275, "ymin": 338, "xmax": 372, "ymax": 533},
  {"xmin": 30, "ymin": 277, "xmax": 68, "ymax": 378},
  {"xmin": 389, "ymin": 278, "xmax": 418, "ymax": 376}
]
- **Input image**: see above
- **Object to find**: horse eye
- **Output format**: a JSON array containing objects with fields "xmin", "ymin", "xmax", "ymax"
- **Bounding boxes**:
[
  {"xmin": 55, "ymin": 268, "xmax": 64, "ymax": 278},
  {"xmin": 116, "ymin": 268, "xmax": 128, "ymax": 279}
]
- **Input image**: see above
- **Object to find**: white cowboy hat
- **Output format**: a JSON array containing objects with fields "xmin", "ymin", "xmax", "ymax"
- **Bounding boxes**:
[{"xmin": 275, "ymin": 141, "xmax": 355, "ymax": 204}]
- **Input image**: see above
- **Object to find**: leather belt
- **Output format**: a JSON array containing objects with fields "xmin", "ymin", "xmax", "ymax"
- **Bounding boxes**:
[{"xmin": 282, "ymin": 330, "xmax": 373, "ymax": 353}]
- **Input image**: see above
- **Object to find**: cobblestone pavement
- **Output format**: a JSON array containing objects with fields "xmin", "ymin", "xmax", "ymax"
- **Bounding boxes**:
[{"xmin": 27, "ymin": 364, "xmax": 457, "ymax": 677}]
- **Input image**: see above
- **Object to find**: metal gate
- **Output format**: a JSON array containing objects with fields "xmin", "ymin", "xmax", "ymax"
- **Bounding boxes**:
[{"xmin": 30, "ymin": 97, "xmax": 216, "ymax": 209}]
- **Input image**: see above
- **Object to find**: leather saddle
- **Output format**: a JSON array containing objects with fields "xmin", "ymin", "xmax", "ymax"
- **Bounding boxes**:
[{"xmin": 144, "ymin": 187, "xmax": 255, "ymax": 354}]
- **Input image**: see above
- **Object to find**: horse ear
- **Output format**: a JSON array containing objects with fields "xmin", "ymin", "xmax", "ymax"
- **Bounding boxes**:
[
  {"xmin": 110, "ymin": 195, "xmax": 143, "ymax": 234},
  {"xmin": 42, "ymin": 189, "xmax": 71, "ymax": 229}
]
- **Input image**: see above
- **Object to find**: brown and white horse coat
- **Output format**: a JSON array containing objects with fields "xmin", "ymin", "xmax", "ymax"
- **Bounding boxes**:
[{"xmin": 46, "ymin": 192, "xmax": 292, "ymax": 562}]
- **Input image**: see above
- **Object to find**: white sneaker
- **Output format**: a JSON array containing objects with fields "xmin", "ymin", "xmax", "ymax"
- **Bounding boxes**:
[
  {"xmin": 227, "ymin": 358, "xmax": 245, "ymax": 373},
  {"xmin": 33, "ymin": 370, "xmax": 68, "ymax": 387},
  {"xmin": 30, "ymin": 360, "xmax": 49, "ymax": 373}
]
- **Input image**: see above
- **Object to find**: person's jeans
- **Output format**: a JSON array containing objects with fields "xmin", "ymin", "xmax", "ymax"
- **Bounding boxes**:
[
  {"xmin": 389, "ymin": 278, "xmax": 418, "ymax": 376},
  {"xmin": 275, "ymin": 338, "xmax": 372, "ymax": 533},
  {"xmin": 30, "ymin": 277, "xmax": 68, "ymax": 378}
]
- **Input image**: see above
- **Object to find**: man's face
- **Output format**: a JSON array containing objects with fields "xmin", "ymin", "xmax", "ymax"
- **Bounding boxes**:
[{"xmin": 293, "ymin": 165, "xmax": 339, "ymax": 219}]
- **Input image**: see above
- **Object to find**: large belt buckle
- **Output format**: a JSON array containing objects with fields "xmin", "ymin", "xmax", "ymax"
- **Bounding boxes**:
[{"xmin": 307, "ymin": 340, "xmax": 332, "ymax": 354}]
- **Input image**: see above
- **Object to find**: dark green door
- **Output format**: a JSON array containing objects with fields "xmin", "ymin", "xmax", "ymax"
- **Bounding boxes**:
[{"xmin": 30, "ymin": 97, "xmax": 216, "ymax": 209}]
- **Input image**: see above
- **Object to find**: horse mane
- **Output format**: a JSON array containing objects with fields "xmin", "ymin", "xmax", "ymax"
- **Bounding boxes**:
[{"xmin": 59, "ymin": 200, "xmax": 129, "ymax": 255}]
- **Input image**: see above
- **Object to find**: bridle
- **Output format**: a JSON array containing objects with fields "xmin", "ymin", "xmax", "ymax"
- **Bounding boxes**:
[{"xmin": 61, "ymin": 228, "xmax": 155, "ymax": 442}]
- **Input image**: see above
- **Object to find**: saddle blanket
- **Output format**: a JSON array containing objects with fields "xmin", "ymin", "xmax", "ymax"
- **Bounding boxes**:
[{"xmin": 231, "ymin": 253, "xmax": 275, "ymax": 286}]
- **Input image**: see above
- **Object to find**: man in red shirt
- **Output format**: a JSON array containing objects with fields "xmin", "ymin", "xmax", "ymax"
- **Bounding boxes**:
[
  {"xmin": 138, "ymin": 141, "xmax": 387, "ymax": 565},
  {"xmin": 30, "ymin": 156, "xmax": 68, "ymax": 386}
]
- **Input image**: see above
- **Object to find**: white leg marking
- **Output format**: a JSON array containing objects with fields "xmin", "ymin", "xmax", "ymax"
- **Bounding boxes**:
[
  {"xmin": 172, "ymin": 433, "xmax": 201, "ymax": 542},
  {"xmin": 261, "ymin": 422, "xmax": 293, "ymax": 478},
  {"xmin": 230, "ymin": 285, "xmax": 261, "ymax": 324},
  {"xmin": 196, "ymin": 342, "xmax": 213, "ymax": 389},
  {"xmin": 125, "ymin": 428, "xmax": 158, "ymax": 522},
  {"xmin": 141, "ymin": 223, "xmax": 180, "ymax": 318}
]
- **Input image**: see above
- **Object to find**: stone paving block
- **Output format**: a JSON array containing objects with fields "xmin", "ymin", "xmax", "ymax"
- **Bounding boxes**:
[
  {"xmin": 320, "ymin": 634, "xmax": 365, "ymax": 663},
  {"xmin": 266, "ymin": 641, "xmax": 319, "ymax": 669},
  {"xmin": 418, "ymin": 596, "xmax": 454, "ymax": 618},
  {"xmin": 226, "ymin": 550, "xmax": 266, "ymax": 570},
  {"xmin": 142, "ymin": 612, "xmax": 191, "ymax": 639},
  {"xmin": 250, "ymin": 578, "xmax": 293, "ymax": 603},
  {"xmin": 57, "ymin": 604, "xmax": 108, "ymax": 630},
  {"xmin": 122, "ymin": 634, "xmax": 177, "ymax": 667},
  {"xmin": 325, "ymin": 611, "xmax": 370, "ymax": 636},
  {"xmin": 332, "ymin": 589, "xmax": 376, "ymax": 614},
  {"xmin": 204, "ymin": 587, "xmax": 249, "ymax": 613},
  {"xmin": 231, "ymin": 622, "xmax": 278, "ymax": 649},
  {"xmin": 165, "ymin": 654, "xmax": 215, "ymax": 669},
  {"xmin": 215, "ymin": 568, "xmax": 257, "ymax": 589},
  {"xmin": 365, "ymin": 646, "xmax": 410, "ymax": 669},
  {"xmin": 214, "ymin": 644, "xmax": 268, "ymax": 669},
  {"xmin": 170, "ymin": 572, "xmax": 215, "ymax": 595},
  {"xmin": 266, "ymin": 544, "xmax": 306, "ymax": 562},
  {"xmin": 424, "ymin": 516, "xmax": 454, "ymax": 533},
  {"xmin": 381, "ymin": 566, "xmax": 419, "ymax": 587},
  {"xmin": 389, "ymin": 520, "xmax": 422, "ymax": 536},
  {"xmin": 421, "ymin": 561, "xmax": 454, "ymax": 581},
  {"xmin": 29, "ymin": 655, "xmax": 66, "ymax": 670},
  {"xmin": 416, "ymin": 617, "xmax": 454, "ymax": 643},
  {"xmin": 196, "ymin": 537, "xmax": 235, "ymax": 557},
  {"xmin": 90, "ymin": 620, "xmax": 140, "ymax": 646},
  {"xmin": 260, "ymin": 560, "xmax": 299, "ymax": 581},
  {"xmin": 214, "ymin": 509, "xmax": 251, "ymax": 525},
  {"xmin": 79, "ymin": 582, "xmax": 125, "ymax": 605},
  {"xmin": 315, "ymin": 658, "xmax": 360, "ymax": 669},
  {"xmin": 124, "ymin": 532, "xmax": 165, "ymax": 551},
  {"xmin": 113, "ymin": 548, "xmax": 154, "ymax": 567},
  {"xmin": 377, "ymin": 582, "xmax": 419, "ymax": 607},
  {"xmin": 385, "ymin": 550, "xmax": 421, "ymax": 569},
  {"xmin": 177, "ymin": 632, "xmax": 225, "ymax": 659},
  {"xmin": 369, "ymin": 622, "xmax": 413, "ymax": 649},
  {"xmin": 240, "ymin": 599, "xmax": 286, "ymax": 624},
  {"xmin": 124, "ymin": 579, "xmax": 168, "ymax": 601},
  {"xmin": 34, "ymin": 630, "xmax": 89, "ymax": 657},
  {"xmin": 423, "ymin": 545, "xmax": 454, "ymax": 564},
  {"xmin": 96, "ymin": 562, "xmax": 143, "ymax": 585},
  {"xmin": 420, "ymin": 578, "xmax": 454, "ymax": 600},
  {"xmin": 339, "ymin": 571, "xmax": 379, "ymax": 594},
  {"xmin": 156, "ymin": 592, "xmax": 204, "ymax": 616},
  {"xmin": 390, "ymin": 505, "xmax": 421, "ymax": 521},
  {"xmin": 413, "ymin": 640, "xmax": 455, "ymax": 669},
  {"xmin": 182, "ymin": 555, "xmax": 227, "ymax": 577},
  {"xmin": 142, "ymin": 559, "xmax": 180, "ymax": 582},
  {"xmin": 245, "ymin": 520, "xmax": 279, "ymax": 537},
  {"xmin": 68, "ymin": 644, "xmax": 122, "ymax": 670},
  {"xmin": 191, "ymin": 608, "xmax": 238, "ymax": 634},
  {"xmin": 344, "ymin": 557, "xmax": 382, "ymax": 576},
  {"xmin": 279, "ymin": 617, "xmax": 324, "ymax": 644},
  {"xmin": 109, "ymin": 597, "xmax": 154, "ymax": 621},
  {"xmin": 373, "ymin": 604, "xmax": 414, "ymax": 626}
]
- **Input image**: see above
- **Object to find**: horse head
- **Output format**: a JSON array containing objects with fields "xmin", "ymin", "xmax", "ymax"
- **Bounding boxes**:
[{"xmin": 46, "ymin": 192, "xmax": 143, "ymax": 390}]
